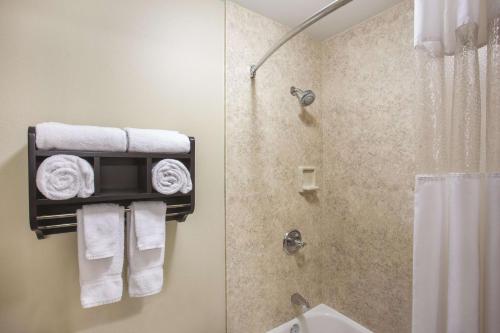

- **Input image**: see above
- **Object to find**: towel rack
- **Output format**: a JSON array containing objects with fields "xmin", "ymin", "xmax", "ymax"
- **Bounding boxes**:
[
  {"xmin": 27, "ymin": 127, "xmax": 196, "ymax": 239},
  {"xmin": 37, "ymin": 204, "xmax": 191, "ymax": 230}
]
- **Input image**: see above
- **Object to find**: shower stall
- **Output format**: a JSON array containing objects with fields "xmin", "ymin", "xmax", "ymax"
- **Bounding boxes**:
[
  {"xmin": 225, "ymin": 0, "xmax": 415, "ymax": 332},
  {"xmin": 226, "ymin": 0, "xmax": 500, "ymax": 330}
]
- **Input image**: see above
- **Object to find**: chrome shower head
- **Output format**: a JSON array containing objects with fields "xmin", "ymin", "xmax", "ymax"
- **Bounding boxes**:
[{"xmin": 290, "ymin": 86, "xmax": 315, "ymax": 106}]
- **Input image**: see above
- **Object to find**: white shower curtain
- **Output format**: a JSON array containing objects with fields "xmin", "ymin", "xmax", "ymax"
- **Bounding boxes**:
[{"xmin": 413, "ymin": 1, "xmax": 500, "ymax": 333}]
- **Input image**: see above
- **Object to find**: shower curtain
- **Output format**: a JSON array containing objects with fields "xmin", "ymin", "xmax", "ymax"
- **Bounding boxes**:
[{"xmin": 412, "ymin": 1, "xmax": 500, "ymax": 333}]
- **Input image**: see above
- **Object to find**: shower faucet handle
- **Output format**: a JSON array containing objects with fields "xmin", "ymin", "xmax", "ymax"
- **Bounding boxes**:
[
  {"xmin": 283, "ymin": 229, "xmax": 306, "ymax": 255},
  {"xmin": 295, "ymin": 239, "xmax": 306, "ymax": 248}
]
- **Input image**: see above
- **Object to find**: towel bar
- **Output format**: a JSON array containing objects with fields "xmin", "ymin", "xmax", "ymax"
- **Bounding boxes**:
[
  {"xmin": 38, "ymin": 211, "xmax": 189, "ymax": 230},
  {"xmin": 36, "ymin": 203, "xmax": 191, "ymax": 221}
]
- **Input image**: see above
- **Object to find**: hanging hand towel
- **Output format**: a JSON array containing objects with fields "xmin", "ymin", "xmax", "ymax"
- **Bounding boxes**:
[
  {"xmin": 36, "ymin": 122, "xmax": 127, "ymax": 152},
  {"xmin": 77, "ymin": 204, "xmax": 124, "ymax": 308},
  {"xmin": 152, "ymin": 159, "xmax": 192, "ymax": 195},
  {"xmin": 82, "ymin": 204, "xmax": 121, "ymax": 260},
  {"xmin": 125, "ymin": 127, "xmax": 190, "ymax": 153},
  {"xmin": 36, "ymin": 154, "xmax": 94, "ymax": 200},
  {"xmin": 131, "ymin": 201, "xmax": 167, "ymax": 250},
  {"xmin": 127, "ymin": 201, "xmax": 166, "ymax": 297}
]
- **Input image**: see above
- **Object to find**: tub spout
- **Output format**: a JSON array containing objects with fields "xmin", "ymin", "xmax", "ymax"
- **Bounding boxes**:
[{"xmin": 291, "ymin": 293, "xmax": 310, "ymax": 313}]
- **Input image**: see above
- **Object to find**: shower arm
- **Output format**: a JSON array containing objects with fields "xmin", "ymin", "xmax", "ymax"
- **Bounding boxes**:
[{"xmin": 249, "ymin": 0, "xmax": 353, "ymax": 79}]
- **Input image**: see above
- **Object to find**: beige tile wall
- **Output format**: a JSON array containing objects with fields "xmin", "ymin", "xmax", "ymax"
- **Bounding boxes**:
[
  {"xmin": 225, "ymin": 2, "xmax": 324, "ymax": 332},
  {"xmin": 320, "ymin": 1, "xmax": 415, "ymax": 332},
  {"xmin": 226, "ymin": 1, "xmax": 416, "ymax": 332}
]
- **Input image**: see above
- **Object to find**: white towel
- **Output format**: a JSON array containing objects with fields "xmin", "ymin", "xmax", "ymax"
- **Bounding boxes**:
[
  {"xmin": 130, "ymin": 201, "xmax": 167, "ymax": 250},
  {"xmin": 127, "ymin": 203, "xmax": 166, "ymax": 297},
  {"xmin": 77, "ymin": 205, "xmax": 124, "ymax": 308},
  {"xmin": 82, "ymin": 204, "xmax": 121, "ymax": 260},
  {"xmin": 125, "ymin": 127, "xmax": 190, "ymax": 153},
  {"xmin": 152, "ymin": 159, "xmax": 192, "ymax": 195},
  {"xmin": 36, "ymin": 122, "xmax": 127, "ymax": 152},
  {"xmin": 36, "ymin": 154, "xmax": 94, "ymax": 200}
]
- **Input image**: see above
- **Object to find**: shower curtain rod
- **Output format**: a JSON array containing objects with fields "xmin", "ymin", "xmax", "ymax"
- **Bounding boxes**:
[{"xmin": 249, "ymin": 0, "xmax": 353, "ymax": 79}]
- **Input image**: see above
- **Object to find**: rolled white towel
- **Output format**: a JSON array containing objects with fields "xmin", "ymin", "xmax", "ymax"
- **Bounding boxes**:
[
  {"xmin": 36, "ymin": 122, "xmax": 127, "ymax": 152},
  {"xmin": 152, "ymin": 159, "xmax": 192, "ymax": 195},
  {"xmin": 125, "ymin": 127, "xmax": 190, "ymax": 153},
  {"xmin": 36, "ymin": 155, "xmax": 94, "ymax": 200}
]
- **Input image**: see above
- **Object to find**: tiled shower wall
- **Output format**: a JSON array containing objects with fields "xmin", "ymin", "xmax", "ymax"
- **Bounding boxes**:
[
  {"xmin": 320, "ymin": 2, "xmax": 416, "ymax": 332},
  {"xmin": 226, "ymin": 1, "xmax": 416, "ymax": 332},
  {"xmin": 225, "ymin": 2, "xmax": 323, "ymax": 332}
]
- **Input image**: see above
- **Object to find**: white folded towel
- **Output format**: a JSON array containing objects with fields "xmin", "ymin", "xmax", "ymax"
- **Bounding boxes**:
[
  {"xmin": 36, "ymin": 122, "xmax": 127, "ymax": 152},
  {"xmin": 130, "ymin": 201, "xmax": 167, "ymax": 250},
  {"xmin": 82, "ymin": 204, "xmax": 121, "ymax": 260},
  {"xmin": 127, "ymin": 202, "xmax": 166, "ymax": 297},
  {"xmin": 152, "ymin": 159, "xmax": 192, "ymax": 195},
  {"xmin": 125, "ymin": 127, "xmax": 190, "ymax": 153},
  {"xmin": 36, "ymin": 154, "xmax": 94, "ymax": 200},
  {"xmin": 77, "ymin": 204, "xmax": 124, "ymax": 308}
]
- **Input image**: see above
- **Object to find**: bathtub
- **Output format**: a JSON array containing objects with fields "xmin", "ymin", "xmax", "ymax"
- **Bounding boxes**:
[{"xmin": 266, "ymin": 304, "xmax": 373, "ymax": 333}]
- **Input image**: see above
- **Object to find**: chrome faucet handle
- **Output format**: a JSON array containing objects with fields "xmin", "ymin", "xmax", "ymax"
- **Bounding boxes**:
[
  {"xmin": 295, "ymin": 239, "xmax": 306, "ymax": 248},
  {"xmin": 283, "ymin": 229, "xmax": 306, "ymax": 255}
]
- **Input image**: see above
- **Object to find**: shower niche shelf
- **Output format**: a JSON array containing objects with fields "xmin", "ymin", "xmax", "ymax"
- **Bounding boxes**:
[
  {"xmin": 27, "ymin": 127, "xmax": 195, "ymax": 239},
  {"xmin": 297, "ymin": 166, "xmax": 319, "ymax": 193}
]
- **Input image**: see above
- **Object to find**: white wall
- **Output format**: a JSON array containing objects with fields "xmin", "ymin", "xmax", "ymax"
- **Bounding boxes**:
[{"xmin": 0, "ymin": 1, "xmax": 225, "ymax": 332}]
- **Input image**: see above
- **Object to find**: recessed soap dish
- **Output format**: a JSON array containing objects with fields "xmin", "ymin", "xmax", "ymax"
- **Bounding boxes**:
[{"xmin": 298, "ymin": 166, "xmax": 319, "ymax": 193}]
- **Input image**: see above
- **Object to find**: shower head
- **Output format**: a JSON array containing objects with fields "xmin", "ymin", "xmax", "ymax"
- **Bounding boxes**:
[{"xmin": 290, "ymin": 86, "xmax": 315, "ymax": 106}]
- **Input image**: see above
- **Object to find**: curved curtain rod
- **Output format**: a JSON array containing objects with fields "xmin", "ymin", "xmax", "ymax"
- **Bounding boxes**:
[{"xmin": 250, "ymin": 0, "xmax": 353, "ymax": 79}]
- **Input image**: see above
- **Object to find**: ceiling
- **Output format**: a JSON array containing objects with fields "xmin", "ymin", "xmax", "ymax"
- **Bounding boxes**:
[{"xmin": 231, "ymin": 0, "xmax": 404, "ymax": 40}]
